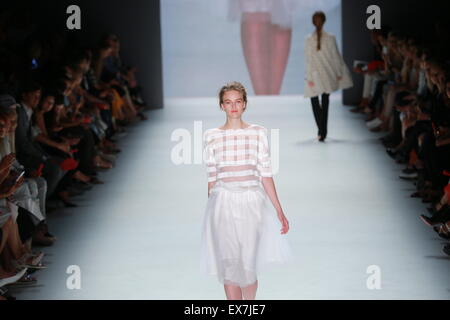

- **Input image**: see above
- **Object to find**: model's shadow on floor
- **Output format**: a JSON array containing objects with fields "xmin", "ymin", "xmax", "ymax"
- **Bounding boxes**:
[{"xmin": 295, "ymin": 137, "xmax": 381, "ymax": 146}]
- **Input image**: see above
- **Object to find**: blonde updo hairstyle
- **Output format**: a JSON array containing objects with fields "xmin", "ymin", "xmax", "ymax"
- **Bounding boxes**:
[{"xmin": 218, "ymin": 81, "xmax": 248, "ymax": 111}]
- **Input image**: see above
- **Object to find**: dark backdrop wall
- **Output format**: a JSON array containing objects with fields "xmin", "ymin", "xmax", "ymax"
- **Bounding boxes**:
[
  {"xmin": 1, "ymin": 0, "xmax": 163, "ymax": 109},
  {"xmin": 341, "ymin": 0, "xmax": 450, "ymax": 106}
]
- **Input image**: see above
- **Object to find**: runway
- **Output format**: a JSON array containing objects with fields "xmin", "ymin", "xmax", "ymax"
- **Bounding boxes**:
[{"xmin": 9, "ymin": 95, "xmax": 450, "ymax": 299}]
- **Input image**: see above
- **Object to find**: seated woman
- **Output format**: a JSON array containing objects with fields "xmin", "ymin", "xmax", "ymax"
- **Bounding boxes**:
[
  {"xmin": 47, "ymin": 80, "xmax": 106, "ymax": 183},
  {"xmin": 0, "ymin": 111, "xmax": 47, "ymax": 292},
  {"xmin": 44, "ymin": 92, "xmax": 104, "ymax": 187},
  {"xmin": 33, "ymin": 90, "xmax": 97, "ymax": 205},
  {"xmin": 69, "ymin": 62, "xmax": 121, "ymax": 154},
  {"xmin": 0, "ymin": 105, "xmax": 55, "ymax": 246},
  {"xmin": 32, "ymin": 91, "xmax": 72, "ymax": 158},
  {"xmin": 65, "ymin": 73, "xmax": 113, "ymax": 172}
]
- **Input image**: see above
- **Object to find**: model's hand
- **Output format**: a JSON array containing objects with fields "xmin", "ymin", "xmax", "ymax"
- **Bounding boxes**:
[
  {"xmin": 277, "ymin": 212, "xmax": 289, "ymax": 235},
  {"xmin": 308, "ymin": 81, "xmax": 315, "ymax": 88}
]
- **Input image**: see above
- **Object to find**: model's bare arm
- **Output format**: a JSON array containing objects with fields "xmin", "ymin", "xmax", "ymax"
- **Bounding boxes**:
[
  {"xmin": 261, "ymin": 177, "xmax": 282, "ymax": 212},
  {"xmin": 261, "ymin": 177, "xmax": 289, "ymax": 234}
]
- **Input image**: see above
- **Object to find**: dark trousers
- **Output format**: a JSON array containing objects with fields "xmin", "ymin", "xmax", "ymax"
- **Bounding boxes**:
[
  {"xmin": 399, "ymin": 120, "xmax": 433, "ymax": 157},
  {"xmin": 311, "ymin": 93, "xmax": 330, "ymax": 138},
  {"xmin": 420, "ymin": 133, "xmax": 450, "ymax": 190},
  {"xmin": 369, "ymin": 80, "xmax": 387, "ymax": 112},
  {"xmin": 16, "ymin": 207, "xmax": 36, "ymax": 243}
]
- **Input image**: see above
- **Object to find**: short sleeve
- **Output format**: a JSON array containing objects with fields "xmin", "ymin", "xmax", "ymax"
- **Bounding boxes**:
[
  {"xmin": 203, "ymin": 130, "xmax": 217, "ymax": 183},
  {"xmin": 257, "ymin": 127, "xmax": 273, "ymax": 178}
]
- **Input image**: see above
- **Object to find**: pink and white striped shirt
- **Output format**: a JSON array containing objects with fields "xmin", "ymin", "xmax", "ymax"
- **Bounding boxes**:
[{"xmin": 203, "ymin": 123, "xmax": 273, "ymax": 188}]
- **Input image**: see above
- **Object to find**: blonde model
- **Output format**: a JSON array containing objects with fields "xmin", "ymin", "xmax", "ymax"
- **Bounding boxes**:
[{"xmin": 200, "ymin": 81, "xmax": 293, "ymax": 300}]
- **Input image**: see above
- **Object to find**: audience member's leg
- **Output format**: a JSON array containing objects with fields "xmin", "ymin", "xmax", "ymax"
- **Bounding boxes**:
[
  {"xmin": 390, "ymin": 108, "xmax": 403, "ymax": 144},
  {"xmin": 397, "ymin": 121, "xmax": 431, "ymax": 156},
  {"xmin": 2, "ymin": 217, "xmax": 26, "ymax": 260},
  {"xmin": 42, "ymin": 158, "xmax": 66, "ymax": 199},
  {"xmin": 77, "ymin": 128, "xmax": 97, "ymax": 176},
  {"xmin": 15, "ymin": 207, "xmax": 36, "ymax": 245},
  {"xmin": 368, "ymin": 80, "xmax": 386, "ymax": 113},
  {"xmin": 34, "ymin": 177, "xmax": 47, "ymax": 217},
  {"xmin": 361, "ymin": 73, "xmax": 374, "ymax": 106}
]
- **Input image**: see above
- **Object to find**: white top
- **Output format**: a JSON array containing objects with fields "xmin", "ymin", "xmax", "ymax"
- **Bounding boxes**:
[
  {"xmin": 304, "ymin": 30, "xmax": 353, "ymax": 98},
  {"xmin": 203, "ymin": 123, "xmax": 273, "ymax": 188}
]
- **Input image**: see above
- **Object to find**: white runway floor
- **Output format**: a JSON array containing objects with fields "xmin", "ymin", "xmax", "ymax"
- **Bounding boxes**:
[{"xmin": 9, "ymin": 95, "xmax": 450, "ymax": 299}]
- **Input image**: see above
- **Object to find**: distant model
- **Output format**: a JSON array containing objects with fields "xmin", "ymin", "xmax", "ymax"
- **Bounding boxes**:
[{"xmin": 304, "ymin": 11, "xmax": 353, "ymax": 142}]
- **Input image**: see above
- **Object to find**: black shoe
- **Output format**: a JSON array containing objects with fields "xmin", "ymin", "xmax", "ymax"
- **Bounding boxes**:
[
  {"xmin": 411, "ymin": 191, "xmax": 422, "ymax": 198},
  {"xmin": 56, "ymin": 195, "xmax": 78, "ymax": 208},
  {"xmin": 402, "ymin": 167, "xmax": 416, "ymax": 174},
  {"xmin": 62, "ymin": 199, "xmax": 77, "ymax": 207},
  {"xmin": 443, "ymin": 244, "xmax": 450, "ymax": 256},
  {"xmin": 380, "ymin": 135, "xmax": 394, "ymax": 142},
  {"xmin": 420, "ymin": 215, "xmax": 439, "ymax": 226},
  {"xmin": 420, "ymin": 212, "xmax": 449, "ymax": 227},
  {"xmin": 44, "ymin": 232, "xmax": 57, "ymax": 242},
  {"xmin": 45, "ymin": 232, "xmax": 56, "ymax": 239},
  {"xmin": 137, "ymin": 112, "xmax": 148, "ymax": 121},
  {"xmin": 386, "ymin": 148, "xmax": 397, "ymax": 159},
  {"xmin": 395, "ymin": 153, "xmax": 408, "ymax": 164},
  {"xmin": 72, "ymin": 181, "xmax": 93, "ymax": 191},
  {"xmin": 67, "ymin": 187, "xmax": 84, "ymax": 197},
  {"xmin": 383, "ymin": 141, "xmax": 398, "ymax": 149},
  {"xmin": 89, "ymin": 177, "xmax": 104, "ymax": 185}
]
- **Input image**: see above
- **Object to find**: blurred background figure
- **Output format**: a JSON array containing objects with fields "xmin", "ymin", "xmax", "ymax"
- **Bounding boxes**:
[{"xmin": 228, "ymin": 0, "xmax": 298, "ymax": 95}]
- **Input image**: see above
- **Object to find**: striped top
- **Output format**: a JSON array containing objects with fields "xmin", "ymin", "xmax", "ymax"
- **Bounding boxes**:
[{"xmin": 203, "ymin": 123, "xmax": 273, "ymax": 188}]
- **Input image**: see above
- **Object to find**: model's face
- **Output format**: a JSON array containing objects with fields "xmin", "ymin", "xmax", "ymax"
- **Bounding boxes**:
[{"xmin": 221, "ymin": 90, "xmax": 246, "ymax": 118}]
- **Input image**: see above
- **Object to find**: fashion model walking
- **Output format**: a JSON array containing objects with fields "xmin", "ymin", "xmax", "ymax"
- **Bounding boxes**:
[
  {"xmin": 201, "ymin": 81, "xmax": 293, "ymax": 300},
  {"xmin": 304, "ymin": 11, "xmax": 353, "ymax": 142}
]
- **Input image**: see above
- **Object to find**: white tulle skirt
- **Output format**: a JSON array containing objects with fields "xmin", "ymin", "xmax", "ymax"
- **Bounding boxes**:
[{"xmin": 200, "ymin": 180, "xmax": 294, "ymax": 287}]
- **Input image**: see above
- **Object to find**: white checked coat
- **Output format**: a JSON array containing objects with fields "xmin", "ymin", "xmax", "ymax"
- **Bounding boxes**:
[{"xmin": 304, "ymin": 30, "xmax": 353, "ymax": 98}]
